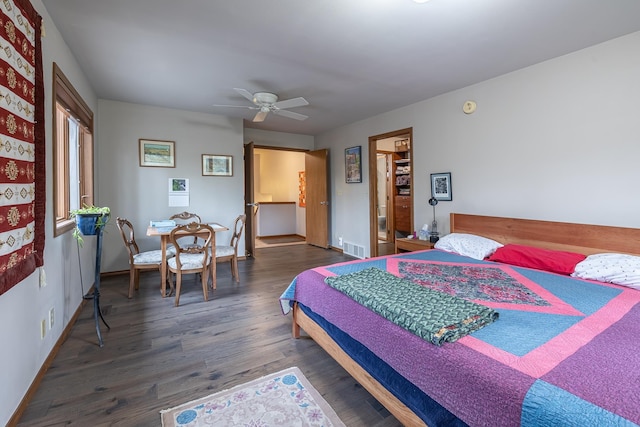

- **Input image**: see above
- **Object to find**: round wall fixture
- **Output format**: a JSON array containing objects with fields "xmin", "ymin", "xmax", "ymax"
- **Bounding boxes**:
[{"xmin": 463, "ymin": 100, "xmax": 477, "ymax": 114}]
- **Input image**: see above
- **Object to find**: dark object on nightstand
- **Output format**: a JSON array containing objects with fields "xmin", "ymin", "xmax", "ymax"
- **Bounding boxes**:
[{"xmin": 428, "ymin": 197, "xmax": 439, "ymax": 242}]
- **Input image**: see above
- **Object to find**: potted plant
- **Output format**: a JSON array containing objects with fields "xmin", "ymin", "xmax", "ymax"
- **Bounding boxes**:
[{"xmin": 70, "ymin": 204, "xmax": 111, "ymax": 246}]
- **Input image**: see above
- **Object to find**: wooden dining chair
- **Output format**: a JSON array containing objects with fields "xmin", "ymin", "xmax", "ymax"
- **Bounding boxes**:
[
  {"xmin": 169, "ymin": 211, "xmax": 202, "ymax": 224},
  {"xmin": 170, "ymin": 211, "xmax": 202, "ymax": 248},
  {"xmin": 167, "ymin": 222, "xmax": 214, "ymax": 306},
  {"xmin": 209, "ymin": 214, "xmax": 246, "ymax": 288},
  {"xmin": 116, "ymin": 217, "xmax": 175, "ymax": 298}
]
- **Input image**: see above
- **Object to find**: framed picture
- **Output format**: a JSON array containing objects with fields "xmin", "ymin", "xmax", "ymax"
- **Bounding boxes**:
[
  {"xmin": 169, "ymin": 178, "xmax": 189, "ymax": 193},
  {"xmin": 431, "ymin": 172, "xmax": 452, "ymax": 201},
  {"xmin": 298, "ymin": 171, "xmax": 306, "ymax": 207},
  {"xmin": 345, "ymin": 146, "xmax": 362, "ymax": 183},
  {"xmin": 139, "ymin": 139, "xmax": 175, "ymax": 168},
  {"xmin": 202, "ymin": 154, "xmax": 233, "ymax": 176}
]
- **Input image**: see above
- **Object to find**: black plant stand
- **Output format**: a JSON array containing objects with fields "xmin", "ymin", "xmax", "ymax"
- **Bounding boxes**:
[
  {"xmin": 80, "ymin": 214, "xmax": 111, "ymax": 347},
  {"xmin": 92, "ymin": 225, "xmax": 110, "ymax": 347}
]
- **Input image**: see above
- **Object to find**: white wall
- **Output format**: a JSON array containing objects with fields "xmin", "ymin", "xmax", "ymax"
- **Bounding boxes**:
[
  {"xmin": 97, "ymin": 100, "xmax": 246, "ymax": 273},
  {"xmin": 256, "ymin": 203, "xmax": 297, "ymax": 236},
  {"xmin": 318, "ymin": 31, "xmax": 640, "ymax": 257},
  {"xmin": 0, "ymin": 1, "xmax": 99, "ymax": 424},
  {"xmin": 254, "ymin": 149, "xmax": 302, "ymax": 202}
]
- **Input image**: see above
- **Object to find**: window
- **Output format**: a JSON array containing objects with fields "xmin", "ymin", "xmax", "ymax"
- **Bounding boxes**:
[{"xmin": 53, "ymin": 63, "xmax": 94, "ymax": 237}]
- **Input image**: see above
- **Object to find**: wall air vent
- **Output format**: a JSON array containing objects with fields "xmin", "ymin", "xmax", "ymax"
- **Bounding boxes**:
[{"xmin": 343, "ymin": 241, "xmax": 365, "ymax": 259}]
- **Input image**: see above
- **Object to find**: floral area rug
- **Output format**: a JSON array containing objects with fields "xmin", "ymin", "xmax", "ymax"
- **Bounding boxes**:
[{"xmin": 160, "ymin": 367, "xmax": 345, "ymax": 427}]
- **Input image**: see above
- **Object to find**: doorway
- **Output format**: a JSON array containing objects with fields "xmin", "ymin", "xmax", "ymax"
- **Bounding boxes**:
[
  {"xmin": 376, "ymin": 152, "xmax": 392, "ymax": 243},
  {"xmin": 247, "ymin": 146, "xmax": 306, "ymax": 252},
  {"xmin": 243, "ymin": 144, "xmax": 330, "ymax": 254},
  {"xmin": 368, "ymin": 128, "xmax": 413, "ymax": 258}
]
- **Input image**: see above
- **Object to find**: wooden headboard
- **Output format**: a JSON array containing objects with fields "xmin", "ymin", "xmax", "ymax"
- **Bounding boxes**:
[{"xmin": 450, "ymin": 213, "xmax": 640, "ymax": 256}]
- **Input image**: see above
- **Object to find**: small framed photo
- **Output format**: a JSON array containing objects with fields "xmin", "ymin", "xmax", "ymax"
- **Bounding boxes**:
[
  {"xmin": 169, "ymin": 178, "xmax": 189, "ymax": 193},
  {"xmin": 431, "ymin": 172, "xmax": 452, "ymax": 201},
  {"xmin": 139, "ymin": 139, "xmax": 175, "ymax": 168},
  {"xmin": 345, "ymin": 146, "xmax": 362, "ymax": 183},
  {"xmin": 202, "ymin": 154, "xmax": 233, "ymax": 176}
]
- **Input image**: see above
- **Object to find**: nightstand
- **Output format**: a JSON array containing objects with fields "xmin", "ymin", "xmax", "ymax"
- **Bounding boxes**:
[{"xmin": 395, "ymin": 238, "xmax": 435, "ymax": 254}]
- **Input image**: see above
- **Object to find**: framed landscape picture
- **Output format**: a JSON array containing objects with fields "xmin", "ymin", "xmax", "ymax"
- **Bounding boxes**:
[
  {"xmin": 139, "ymin": 139, "xmax": 175, "ymax": 168},
  {"xmin": 202, "ymin": 154, "xmax": 233, "ymax": 176}
]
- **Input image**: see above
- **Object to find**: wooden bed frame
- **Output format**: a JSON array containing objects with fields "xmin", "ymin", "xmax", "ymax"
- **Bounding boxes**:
[
  {"xmin": 450, "ymin": 213, "xmax": 640, "ymax": 256},
  {"xmin": 292, "ymin": 213, "xmax": 640, "ymax": 426}
]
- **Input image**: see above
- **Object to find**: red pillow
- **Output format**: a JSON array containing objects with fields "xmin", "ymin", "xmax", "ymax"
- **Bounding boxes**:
[{"xmin": 487, "ymin": 244, "xmax": 586, "ymax": 275}]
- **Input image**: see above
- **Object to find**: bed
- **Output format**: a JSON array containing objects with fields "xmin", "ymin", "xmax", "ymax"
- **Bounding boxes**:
[{"xmin": 280, "ymin": 213, "xmax": 640, "ymax": 426}]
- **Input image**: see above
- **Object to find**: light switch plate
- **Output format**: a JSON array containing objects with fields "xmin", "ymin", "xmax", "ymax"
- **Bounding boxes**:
[{"xmin": 39, "ymin": 267, "xmax": 46, "ymax": 288}]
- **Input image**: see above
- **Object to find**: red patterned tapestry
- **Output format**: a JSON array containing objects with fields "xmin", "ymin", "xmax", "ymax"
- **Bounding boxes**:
[{"xmin": 0, "ymin": 0, "xmax": 44, "ymax": 296}]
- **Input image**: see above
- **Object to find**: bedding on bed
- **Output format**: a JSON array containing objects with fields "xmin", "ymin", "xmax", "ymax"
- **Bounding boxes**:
[
  {"xmin": 298, "ymin": 302, "xmax": 469, "ymax": 426},
  {"xmin": 433, "ymin": 232, "xmax": 503, "ymax": 259},
  {"xmin": 572, "ymin": 252, "xmax": 640, "ymax": 290},
  {"xmin": 325, "ymin": 267, "xmax": 498, "ymax": 346},
  {"xmin": 280, "ymin": 249, "xmax": 640, "ymax": 427},
  {"xmin": 488, "ymin": 243, "xmax": 586, "ymax": 275}
]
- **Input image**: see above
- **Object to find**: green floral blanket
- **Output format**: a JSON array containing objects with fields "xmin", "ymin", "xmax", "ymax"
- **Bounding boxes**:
[{"xmin": 325, "ymin": 267, "xmax": 498, "ymax": 346}]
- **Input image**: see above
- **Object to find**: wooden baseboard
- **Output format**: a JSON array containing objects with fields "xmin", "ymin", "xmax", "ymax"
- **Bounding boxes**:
[{"xmin": 8, "ymin": 300, "xmax": 86, "ymax": 426}]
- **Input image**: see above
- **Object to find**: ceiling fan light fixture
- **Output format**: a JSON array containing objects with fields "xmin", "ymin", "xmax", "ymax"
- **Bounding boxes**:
[
  {"xmin": 253, "ymin": 110, "xmax": 269, "ymax": 123},
  {"xmin": 253, "ymin": 92, "xmax": 278, "ymax": 105},
  {"xmin": 215, "ymin": 88, "xmax": 309, "ymax": 122}
]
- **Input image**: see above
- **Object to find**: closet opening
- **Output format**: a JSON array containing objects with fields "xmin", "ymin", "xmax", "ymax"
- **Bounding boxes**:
[{"xmin": 368, "ymin": 128, "xmax": 413, "ymax": 257}]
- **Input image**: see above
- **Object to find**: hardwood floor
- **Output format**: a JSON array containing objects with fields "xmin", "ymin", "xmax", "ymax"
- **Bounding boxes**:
[{"xmin": 17, "ymin": 245, "xmax": 403, "ymax": 427}]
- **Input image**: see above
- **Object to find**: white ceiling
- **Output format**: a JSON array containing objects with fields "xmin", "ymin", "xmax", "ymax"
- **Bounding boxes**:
[{"xmin": 41, "ymin": 0, "xmax": 640, "ymax": 136}]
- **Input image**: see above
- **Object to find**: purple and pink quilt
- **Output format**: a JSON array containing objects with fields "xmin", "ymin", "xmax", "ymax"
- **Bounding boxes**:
[{"xmin": 280, "ymin": 249, "xmax": 640, "ymax": 426}]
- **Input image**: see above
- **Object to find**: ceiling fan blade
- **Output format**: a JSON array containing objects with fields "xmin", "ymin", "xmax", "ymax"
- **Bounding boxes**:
[
  {"xmin": 234, "ymin": 88, "xmax": 255, "ymax": 102},
  {"xmin": 253, "ymin": 110, "xmax": 268, "ymax": 122},
  {"xmin": 272, "ymin": 109, "xmax": 308, "ymax": 121},
  {"xmin": 211, "ymin": 104, "xmax": 258, "ymax": 110},
  {"xmin": 273, "ymin": 97, "xmax": 308, "ymax": 110}
]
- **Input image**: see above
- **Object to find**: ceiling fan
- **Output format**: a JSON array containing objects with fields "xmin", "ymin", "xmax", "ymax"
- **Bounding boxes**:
[{"xmin": 212, "ymin": 88, "xmax": 309, "ymax": 122}]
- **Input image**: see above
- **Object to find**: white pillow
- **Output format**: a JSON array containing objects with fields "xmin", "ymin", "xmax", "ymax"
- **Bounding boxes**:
[
  {"xmin": 571, "ymin": 253, "xmax": 640, "ymax": 290},
  {"xmin": 434, "ymin": 233, "xmax": 503, "ymax": 260}
]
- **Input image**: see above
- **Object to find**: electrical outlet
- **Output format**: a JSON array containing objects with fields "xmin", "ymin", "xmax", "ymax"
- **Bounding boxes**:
[
  {"xmin": 40, "ymin": 319, "xmax": 46, "ymax": 339},
  {"xmin": 39, "ymin": 267, "xmax": 46, "ymax": 288},
  {"xmin": 49, "ymin": 308, "xmax": 55, "ymax": 329},
  {"xmin": 338, "ymin": 236, "xmax": 343, "ymax": 247}
]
